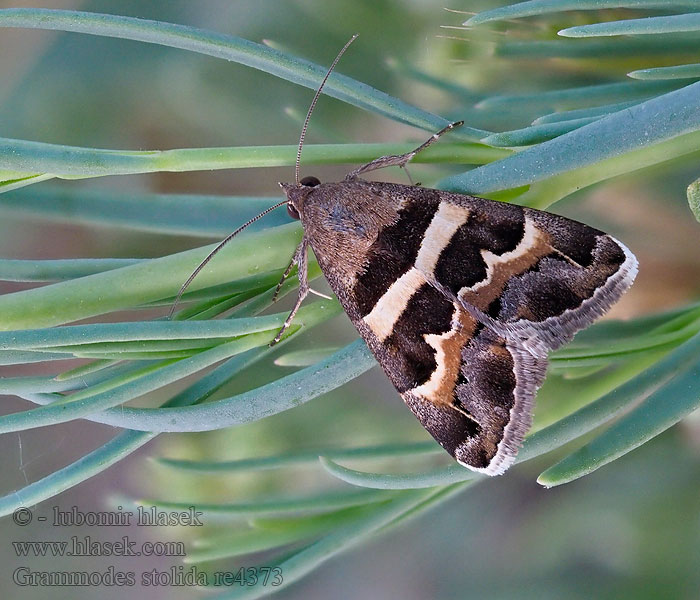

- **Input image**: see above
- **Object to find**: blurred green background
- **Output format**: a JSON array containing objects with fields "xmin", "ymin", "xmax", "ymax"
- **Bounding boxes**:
[{"xmin": 1, "ymin": 1, "xmax": 700, "ymax": 599}]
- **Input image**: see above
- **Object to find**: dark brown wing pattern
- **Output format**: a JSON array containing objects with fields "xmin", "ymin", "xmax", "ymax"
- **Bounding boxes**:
[{"xmin": 296, "ymin": 180, "xmax": 637, "ymax": 474}]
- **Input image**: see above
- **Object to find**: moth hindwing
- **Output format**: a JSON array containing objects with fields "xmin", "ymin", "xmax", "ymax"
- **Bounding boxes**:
[{"xmin": 280, "ymin": 176, "xmax": 637, "ymax": 475}]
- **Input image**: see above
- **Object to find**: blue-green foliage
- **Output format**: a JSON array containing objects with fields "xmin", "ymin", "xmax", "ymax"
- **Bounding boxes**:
[{"xmin": 1, "ymin": 3, "xmax": 699, "ymax": 597}]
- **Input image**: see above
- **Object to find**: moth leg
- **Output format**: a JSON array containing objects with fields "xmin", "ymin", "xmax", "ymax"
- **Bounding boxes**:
[
  {"xmin": 402, "ymin": 165, "xmax": 416, "ymax": 186},
  {"xmin": 272, "ymin": 253, "xmax": 298, "ymax": 303},
  {"xmin": 271, "ymin": 238, "xmax": 309, "ymax": 346},
  {"xmin": 308, "ymin": 287, "xmax": 332, "ymax": 299},
  {"xmin": 344, "ymin": 121, "xmax": 463, "ymax": 180}
]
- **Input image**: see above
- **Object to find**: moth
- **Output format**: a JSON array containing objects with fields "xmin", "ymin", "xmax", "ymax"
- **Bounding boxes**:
[{"xmin": 175, "ymin": 36, "xmax": 638, "ymax": 475}]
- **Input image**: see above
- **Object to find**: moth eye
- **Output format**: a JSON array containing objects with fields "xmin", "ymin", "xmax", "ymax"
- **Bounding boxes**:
[
  {"xmin": 287, "ymin": 203, "xmax": 301, "ymax": 220},
  {"xmin": 300, "ymin": 176, "xmax": 321, "ymax": 187}
]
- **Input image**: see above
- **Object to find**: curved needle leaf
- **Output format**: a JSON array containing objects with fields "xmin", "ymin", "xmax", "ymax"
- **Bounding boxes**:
[
  {"xmin": 157, "ymin": 441, "xmax": 439, "ymax": 473},
  {"xmin": 0, "ymin": 141, "xmax": 496, "ymax": 181},
  {"xmin": 630, "ymin": 63, "xmax": 700, "ymax": 80},
  {"xmin": 513, "ymin": 128, "xmax": 700, "ymax": 209},
  {"xmin": 0, "ymin": 351, "xmax": 75, "ymax": 365},
  {"xmin": 0, "ymin": 313, "xmax": 312, "ymax": 350},
  {"xmin": 494, "ymin": 37, "xmax": 700, "ymax": 61},
  {"xmin": 465, "ymin": 1, "xmax": 700, "ymax": 26},
  {"xmin": 0, "ymin": 8, "xmax": 482, "ymax": 140},
  {"xmin": 0, "ymin": 222, "xmax": 302, "ymax": 330},
  {"xmin": 476, "ymin": 80, "xmax": 677, "ymax": 112},
  {"xmin": 142, "ymin": 489, "xmax": 394, "ymax": 518},
  {"xmin": 482, "ymin": 117, "xmax": 600, "ymax": 147},
  {"xmin": 533, "ymin": 100, "xmax": 642, "ymax": 124},
  {"xmin": 441, "ymin": 80, "xmax": 700, "ymax": 195},
  {"xmin": 0, "ymin": 300, "xmax": 339, "ymax": 433},
  {"xmin": 0, "ymin": 331, "xmax": 275, "ymax": 434},
  {"xmin": 0, "ymin": 347, "xmax": 268, "ymax": 516},
  {"xmin": 0, "ymin": 187, "xmax": 290, "ymax": 237},
  {"xmin": 560, "ymin": 13, "xmax": 700, "ymax": 37},
  {"xmin": 190, "ymin": 505, "xmax": 385, "ymax": 564},
  {"xmin": 0, "ymin": 258, "xmax": 142, "ymax": 282},
  {"xmin": 320, "ymin": 457, "xmax": 474, "ymax": 489},
  {"xmin": 538, "ymin": 333, "xmax": 700, "ymax": 486},
  {"xmin": 273, "ymin": 347, "xmax": 339, "ymax": 367},
  {"xmin": 67, "ymin": 338, "xmax": 375, "ymax": 432}
]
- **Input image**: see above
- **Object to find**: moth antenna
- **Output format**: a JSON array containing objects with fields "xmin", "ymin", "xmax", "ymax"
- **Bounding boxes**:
[
  {"xmin": 171, "ymin": 35, "xmax": 358, "ymax": 320},
  {"xmin": 168, "ymin": 199, "xmax": 288, "ymax": 319},
  {"xmin": 295, "ymin": 33, "xmax": 359, "ymax": 185}
]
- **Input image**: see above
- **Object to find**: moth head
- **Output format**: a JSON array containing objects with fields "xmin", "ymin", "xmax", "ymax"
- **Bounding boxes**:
[{"xmin": 279, "ymin": 175, "xmax": 321, "ymax": 220}]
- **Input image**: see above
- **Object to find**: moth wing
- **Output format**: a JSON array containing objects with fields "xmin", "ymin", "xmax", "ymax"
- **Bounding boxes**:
[{"xmin": 300, "ymin": 182, "xmax": 636, "ymax": 473}]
